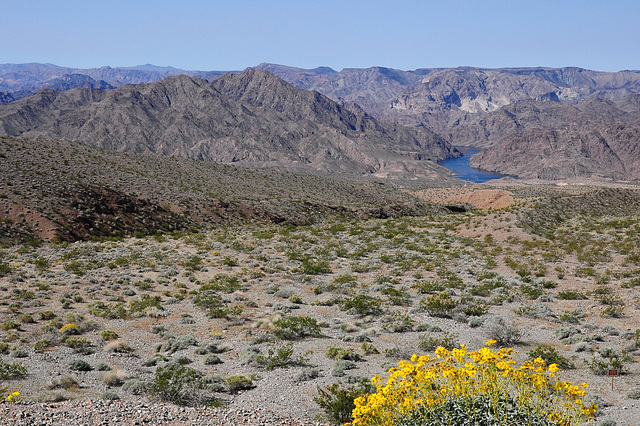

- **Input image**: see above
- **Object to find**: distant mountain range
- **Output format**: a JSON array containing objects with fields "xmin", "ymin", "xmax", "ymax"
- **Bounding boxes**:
[
  {"xmin": 2, "ymin": 62, "xmax": 640, "ymax": 181},
  {"xmin": 0, "ymin": 68, "xmax": 458, "ymax": 181}
]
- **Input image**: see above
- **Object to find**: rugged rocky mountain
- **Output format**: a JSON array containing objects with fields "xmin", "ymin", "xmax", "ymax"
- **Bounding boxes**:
[
  {"xmin": 0, "ymin": 136, "xmax": 444, "ymax": 243},
  {"xmin": 1, "ymin": 74, "xmax": 114, "ymax": 103},
  {"xmin": 4, "ymin": 62, "xmax": 640, "ymax": 136},
  {"xmin": 0, "ymin": 69, "xmax": 458, "ymax": 181},
  {"xmin": 469, "ymin": 122, "xmax": 640, "ymax": 180},
  {"xmin": 0, "ymin": 92, "xmax": 14, "ymax": 103},
  {"xmin": 459, "ymin": 94, "xmax": 640, "ymax": 180},
  {"xmin": 0, "ymin": 63, "xmax": 227, "ymax": 93},
  {"xmin": 448, "ymin": 95, "xmax": 640, "ymax": 148},
  {"xmin": 253, "ymin": 65, "xmax": 640, "ymax": 133}
]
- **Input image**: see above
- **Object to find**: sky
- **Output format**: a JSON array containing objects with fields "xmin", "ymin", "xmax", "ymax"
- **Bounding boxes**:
[{"xmin": 2, "ymin": 0, "xmax": 639, "ymax": 72}]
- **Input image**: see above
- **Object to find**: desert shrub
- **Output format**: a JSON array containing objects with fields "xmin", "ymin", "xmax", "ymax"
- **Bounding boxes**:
[
  {"xmin": 326, "ymin": 346, "xmax": 363, "ymax": 361},
  {"xmin": 419, "ymin": 293, "xmax": 457, "ymax": 318},
  {"xmin": 129, "ymin": 294, "xmax": 163, "ymax": 315},
  {"xmin": 69, "ymin": 359, "xmax": 93, "ymax": 371},
  {"xmin": 255, "ymin": 343, "xmax": 308, "ymax": 370},
  {"xmin": 601, "ymin": 305, "xmax": 625, "ymax": 318},
  {"xmin": 0, "ymin": 359, "xmax": 27, "ymax": 380},
  {"xmin": 361, "ymin": 342, "xmax": 379, "ymax": 355},
  {"xmin": 222, "ymin": 256, "xmax": 238, "ymax": 266},
  {"xmin": 147, "ymin": 363, "xmax": 210, "ymax": 406},
  {"xmin": 191, "ymin": 288, "xmax": 242, "ymax": 319},
  {"xmin": 515, "ymin": 303, "xmax": 555, "ymax": 319},
  {"xmin": 627, "ymin": 386, "xmax": 640, "ymax": 400},
  {"xmin": 182, "ymin": 255, "xmax": 203, "ymax": 271},
  {"xmin": 296, "ymin": 367, "xmax": 322, "ymax": 382},
  {"xmin": 560, "ymin": 309, "xmax": 586, "ymax": 324},
  {"xmin": 203, "ymin": 354, "xmax": 223, "ymax": 365},
  {"xmin": 95, "ymin": 362, "xmax": 112, "ymax": 371},
  {"xmin": 418, "ymin": 332, "xmax": 459, "ymax": 352},
  {"xmin": 11, "ymin": 348, "xmax": 27, "ymax": 358},
  {"xmin": 412, "ymin": 279, "xmax": 446, "ymax": 295},
  {"xmin": 486, "ymin": 317, "xmax": 522, "ymax": 346},
  {"xmin": 122, "ymin": 378, "xmax": 148, "ymax": 395},
  {"xmin": 380, "ymin": 312, "xmax": 414, "ymax": 333},
  {"xmin": 0, "ymin": 321, "xmax": 20, "ymax": 331},
  {"xmin": 519, "ymin": 284, "xmax": 544, "ymax": 300},
  {"xmin": 332, "ymin": 360, "xmax": 357, "ymax": 377},
  {"xmin": 101, "ymin": 391, "xmax": 120, "ymax": 400},
  {"xmin": 588, "ymin": 349, "xmax": 633, "ymax": 375},
  {"xmin": 39, "ymin": 310, "xmax": 56, "ymax": 320},
  {"xmin": 89, "ymin": 301, "xmax": 128, "ymax": 319},
  {"xmin": 35, "ymin": 391, "xmax": 68, "ymax": 402},
  {"xmin": 339, "ymin": 295, "xmax": 384, "ymax": 317},
  {"xmin": 17, "ymin": 313, "xmax": 35, "ymax": 324},
  {"xmin": 349, "ymin": 342, "xmax": 596, "ymax": 426},
  {"xmin": 101, "ymin": 329, "xmax": 119, "ymax": 341},
  {"xmin": 555, "ymin": 327, "xmax": 581, "ymax": 341},
  {"xmin": 205, "ymin": 273, "xmax": 242, "ymax": 293},
  {"xmin": 101, "ymin": 371, "xmax": 125, "ymax": 386},
  {"xmin": 48, "ymin": 376, "xmax": 79, "ymax": 390},
  {"xmin": 528, "ymin": 345, "xmax": 575, "ymax": 369},
  {"xmin": 299, "ymin": 256, "xmax": 331, "ymax": 275},
  {"xmin": 381, "ymin": 286, "xmax": 411, "ymax": 306},
  {"xmin": 143, "ymin": 353, "xmax": 168, "ymax": 366},
  {"xmin": 34, "ymin": 339, "xmax": 54, "ymax": 352},
  {"xmin": 104, "ymin": 340, "xmax": 135, "ymax": 354},
  {"xmin": 273, "ymin": 316, "xmax": 322, "ymax": 340},
  {"xmin": 225, "ymin": 375, "xmax": 254, "ymax": 394},
  {"xmin": 557, "ymin": 290, "xmax": 588, "ymax": 300},
  {"xmin": 314, "ymin": 380, "xmax": 373, "ymax": 425}
]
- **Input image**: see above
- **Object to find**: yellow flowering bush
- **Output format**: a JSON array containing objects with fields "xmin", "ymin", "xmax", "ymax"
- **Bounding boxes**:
[
  {"xmin": 7, "ymin": 391, "xmax": 20, "ymax": 403},
  {"xmin": 59, "ymin": 323, "xmax": 80, "ymax": 335},
  {"xmin": 349, "ymin": 340, "xmax": 596, "ymax": 426}
]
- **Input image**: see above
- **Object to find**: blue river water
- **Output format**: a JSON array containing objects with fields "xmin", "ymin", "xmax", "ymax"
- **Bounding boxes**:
[{"xmin": 438, "ymin": 149, "xmax": 506, "ymax": 183}]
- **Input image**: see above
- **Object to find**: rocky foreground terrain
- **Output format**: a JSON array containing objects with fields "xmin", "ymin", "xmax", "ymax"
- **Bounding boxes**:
[{"xmin": 1, "ymin": 177, "xmax": 640, "ymax": 424}]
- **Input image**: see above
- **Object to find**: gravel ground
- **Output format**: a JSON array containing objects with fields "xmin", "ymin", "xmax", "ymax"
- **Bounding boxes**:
[{"xmin": 0, "ymin": 400, "xmax": 329, "ymax": 425}]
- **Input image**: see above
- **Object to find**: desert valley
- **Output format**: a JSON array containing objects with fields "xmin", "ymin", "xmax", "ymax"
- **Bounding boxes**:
[{"xmin": 0, "ymin": 62, "xmax": 640, "ymax": 425}]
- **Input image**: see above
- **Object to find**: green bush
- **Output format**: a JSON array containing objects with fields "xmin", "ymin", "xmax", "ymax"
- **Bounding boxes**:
[
  {"xmin": 0, "ymin": 359, "xmax": 27, "ymax": 380},
  {"xmin": 256, "ymin": 343, "xmax": 309, "ymax": 370},
  {"xmin": 528, "ymin": 345, "xmax": 575, "ymax": 369},
  {"xmin": 148, "ymin": 363, "xmax": 210, "ymax": 406},
  {"xmin": 326, "ymin": 346, "xmax": 363, "ymax": 361},
  {"xmin": 486, "ymin": 317, "xmax": 522, "ymax": 346},
  {"xmin": 314, "ymin": 380, "xmax": 373, "ymax": 425},
  {"xmin": 419, "ymin": 293, "xmax": 457, "ymax": 318},
  {"xmin": 398, "ymin": 395, "xmax": 556, "ymax": 426},
  {"xmin": 339, "ymin": 295, "xmax": 384, "ymax": 317},
  {"xmin": 225, "ymin": 375, "xmax": 255, "ymax": 394},
  {"xmin": 298, "ymin": 256, "xmax": 331, "ymax": 275},
  {"xmin": 192, "ymin": 287, "xmax": 242, "ymax": 318},
  {"xmin": 418, "ymin": 332, "xmax": 459, "ymax": 352},
  {"xmin": 273, "ymin": 315, "xmax": 322, "ymax": 340},
  {"xmin": 381, "ymin": 312, "xmax": 414, "ymax": 333},
  {"xmin": 69, "ymin": 359, "xmax": 93, "ymax": 371},
  {"xmin": 556, "ymin": 290, "xmax": 587, "ymax": 300}
]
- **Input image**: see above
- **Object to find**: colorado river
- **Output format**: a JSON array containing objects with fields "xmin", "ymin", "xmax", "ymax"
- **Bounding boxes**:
[{"xmin": 439, "ymin": 148, "xmax": 506, "ymax": 183}]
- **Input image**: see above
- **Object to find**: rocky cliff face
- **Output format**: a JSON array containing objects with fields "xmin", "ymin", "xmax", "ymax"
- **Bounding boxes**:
[
  {"xmin": 255, "ymin": 65, "xmax": 640, "ymax": 134},
  {"xmin": 0, "ymin": 69, "xmax": 458, "ymax": 181},
  {"xmin": 469, "ymin": 122, "xmax": 640, "ymax": 180}
]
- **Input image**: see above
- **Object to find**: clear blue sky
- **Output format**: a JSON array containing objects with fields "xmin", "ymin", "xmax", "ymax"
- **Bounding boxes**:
[{"xmin": 2, "ymin": 0, "xmax": 639, "ymax": 72}]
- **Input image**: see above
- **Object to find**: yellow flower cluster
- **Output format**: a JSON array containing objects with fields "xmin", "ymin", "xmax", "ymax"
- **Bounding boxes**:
[
  {"xmin": 7, "ymin": 391, "xmax": 20, "ymax": 403},
  {"xmin": 349, "ymin": 340, "xmax": 596, "ymax": 426},
  {"xmin": 59, "ymin": 323, "xmax": 79, "ymax": 335}
]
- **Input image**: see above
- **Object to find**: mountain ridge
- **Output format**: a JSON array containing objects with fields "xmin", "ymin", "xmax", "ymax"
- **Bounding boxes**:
[{"xmin": 0, "ymin": 69, "xmax": 459, "ymax": 181}]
